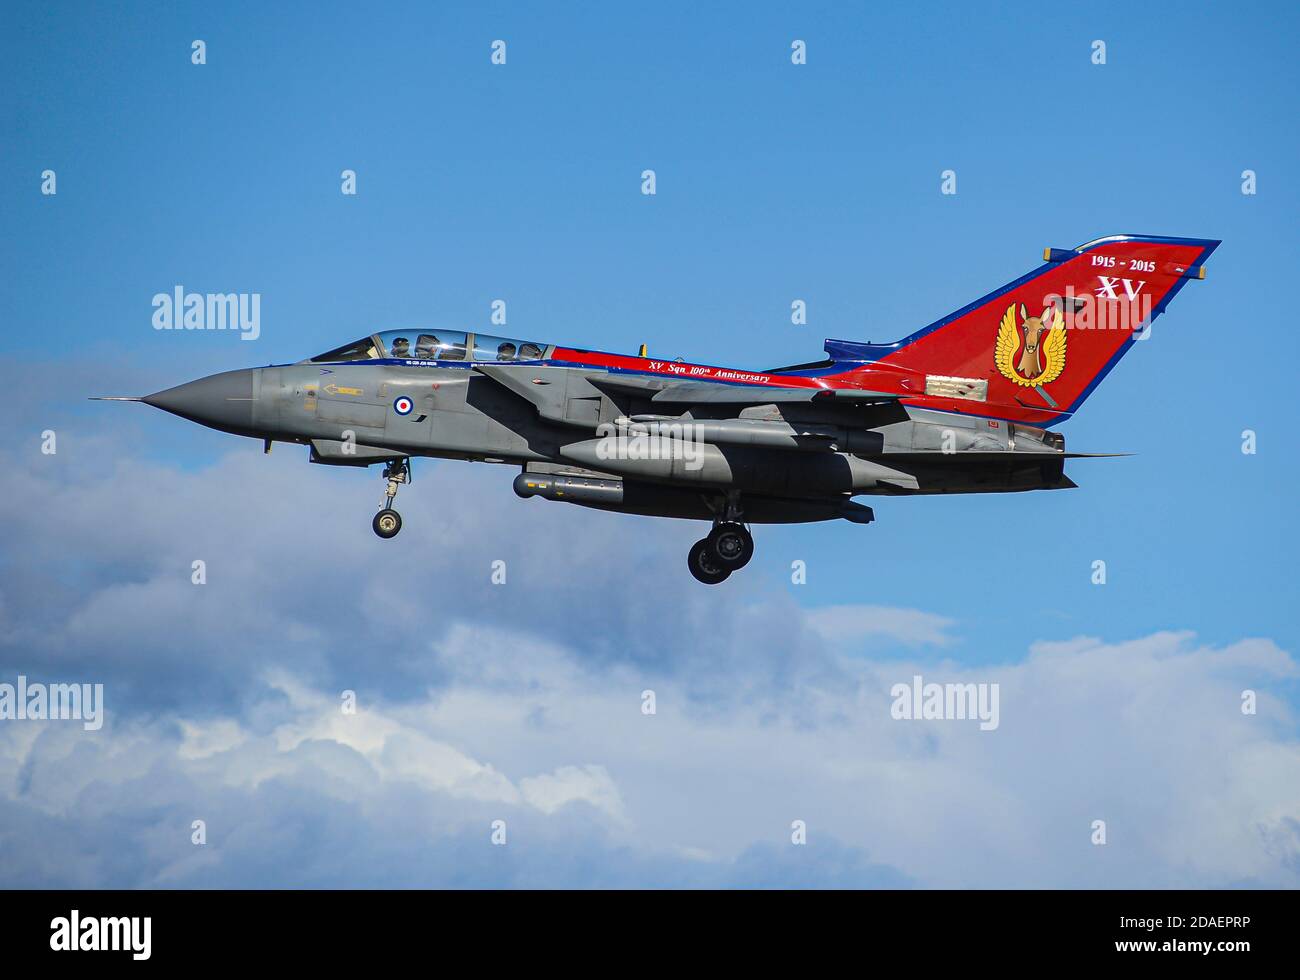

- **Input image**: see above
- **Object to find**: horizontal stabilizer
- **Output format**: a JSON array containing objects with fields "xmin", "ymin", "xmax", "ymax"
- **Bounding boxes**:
[{"xmin": 840, "ymin": 500, "xmax": 876, "ymax": 524}]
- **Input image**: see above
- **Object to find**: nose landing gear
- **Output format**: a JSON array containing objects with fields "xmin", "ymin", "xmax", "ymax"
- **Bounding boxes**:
[
  {"xmin": 372, "ymin": 458, "xmax": 410, "ymax": 539},
  {"xmin": 373, "ymin": 508, "xmax": 402, "ymax": 538}
]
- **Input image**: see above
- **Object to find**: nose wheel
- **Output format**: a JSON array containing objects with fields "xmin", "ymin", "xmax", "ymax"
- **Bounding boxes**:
[
  {"xmin": 372, "ymin": 458, "xmax": 410, "ymax": 539},
  {"xmin": 373, "ymin": 508, "xmax": 402, "ymax": 539}
]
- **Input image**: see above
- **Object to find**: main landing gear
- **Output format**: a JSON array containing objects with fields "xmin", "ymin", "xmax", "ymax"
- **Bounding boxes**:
[
  {"xmin": 372, "ymin": 458, "xmax": 410, "ymax": 539},
  {"xmin": 687, "ymin": 525, "xmax": 753, "ymax": 585},
  {"xmin": 687, "ymin": 494, "xmax": 754, "ymax": 585}
]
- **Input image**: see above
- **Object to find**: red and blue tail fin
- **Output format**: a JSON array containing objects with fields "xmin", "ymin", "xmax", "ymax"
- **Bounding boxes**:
[{"xmin": 826, "ymin": 235, "xmax": 1218, "ymax": 422}]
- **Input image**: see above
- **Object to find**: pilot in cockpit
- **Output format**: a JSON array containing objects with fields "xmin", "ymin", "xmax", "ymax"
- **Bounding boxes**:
[
  {"xmin": 496, "ymin": 342, "xmax": 517, "ymax": 361},
  {"xmin": 390, "ymin": 336, "xmax": 411, "ymax": 357}
]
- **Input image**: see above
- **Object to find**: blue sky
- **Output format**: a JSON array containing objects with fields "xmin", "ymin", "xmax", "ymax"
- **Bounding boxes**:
[{"xmin": 1, "ymin": 1, "xmax": 1297, "ymax": 887}]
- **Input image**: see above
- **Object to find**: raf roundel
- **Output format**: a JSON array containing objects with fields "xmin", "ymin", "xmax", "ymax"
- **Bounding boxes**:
[{"xmin": 393, "ymin": 396, "xmax": 414, "ymax": 416}]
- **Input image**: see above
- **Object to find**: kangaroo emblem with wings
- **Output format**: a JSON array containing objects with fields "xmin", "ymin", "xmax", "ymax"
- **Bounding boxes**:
[{"xmin": 995, "ymin": 303, "xmax": 1067, "ymax": 387}]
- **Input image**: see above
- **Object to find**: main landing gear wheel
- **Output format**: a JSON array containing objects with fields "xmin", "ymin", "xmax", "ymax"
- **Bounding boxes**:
[
  {"xmin": 372, "ymin": 457, "xmax": 411, "ymax": 539},
  {"xmin": 688, "ymin": 538, "xmax": 731, "ymax": 585},
  {"xmin": 707, "ymin": 522, "xmax": 754, "ymax": 569},
  {"xmin": 373, "ymin": 508, "xmax": 402, "ymax": 539}
]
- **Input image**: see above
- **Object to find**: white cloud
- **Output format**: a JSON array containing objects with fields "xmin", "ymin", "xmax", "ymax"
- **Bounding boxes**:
[
  {"xmin": 0, "ymin": 623, "xmax": 1295, "ymax": 887},
  {"xmin": 807, "ymin": 604, "xmax": 957, "ymax": 649},
  {"xmin": 520, "ymin": 765, "xmax": 625, "ymax": 820},
  {"xmin": 178, "ymin": 718, "xmax": 244, "ymax": 760}
]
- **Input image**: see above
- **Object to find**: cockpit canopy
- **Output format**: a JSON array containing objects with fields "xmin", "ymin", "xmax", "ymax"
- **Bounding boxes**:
[{"xmin": 310, "ymin": 330, "xmax": 551, "ymax": 364}]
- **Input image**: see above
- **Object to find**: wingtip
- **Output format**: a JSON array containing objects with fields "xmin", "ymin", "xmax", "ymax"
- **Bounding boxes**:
[{"xmin": 88, "ymin": 396, "xmax": 145, "ymax": 402}]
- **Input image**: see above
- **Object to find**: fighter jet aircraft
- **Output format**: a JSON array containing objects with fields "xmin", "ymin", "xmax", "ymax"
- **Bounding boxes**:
[{"xmin": 97, "ymin": 234, "xmax": 1217, "ymax": 583}]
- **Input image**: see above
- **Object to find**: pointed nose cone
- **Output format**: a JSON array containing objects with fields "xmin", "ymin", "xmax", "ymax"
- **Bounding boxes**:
[{"xmin": 143, "ymin": 368, "xmax": 258, "ymax": 435}]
